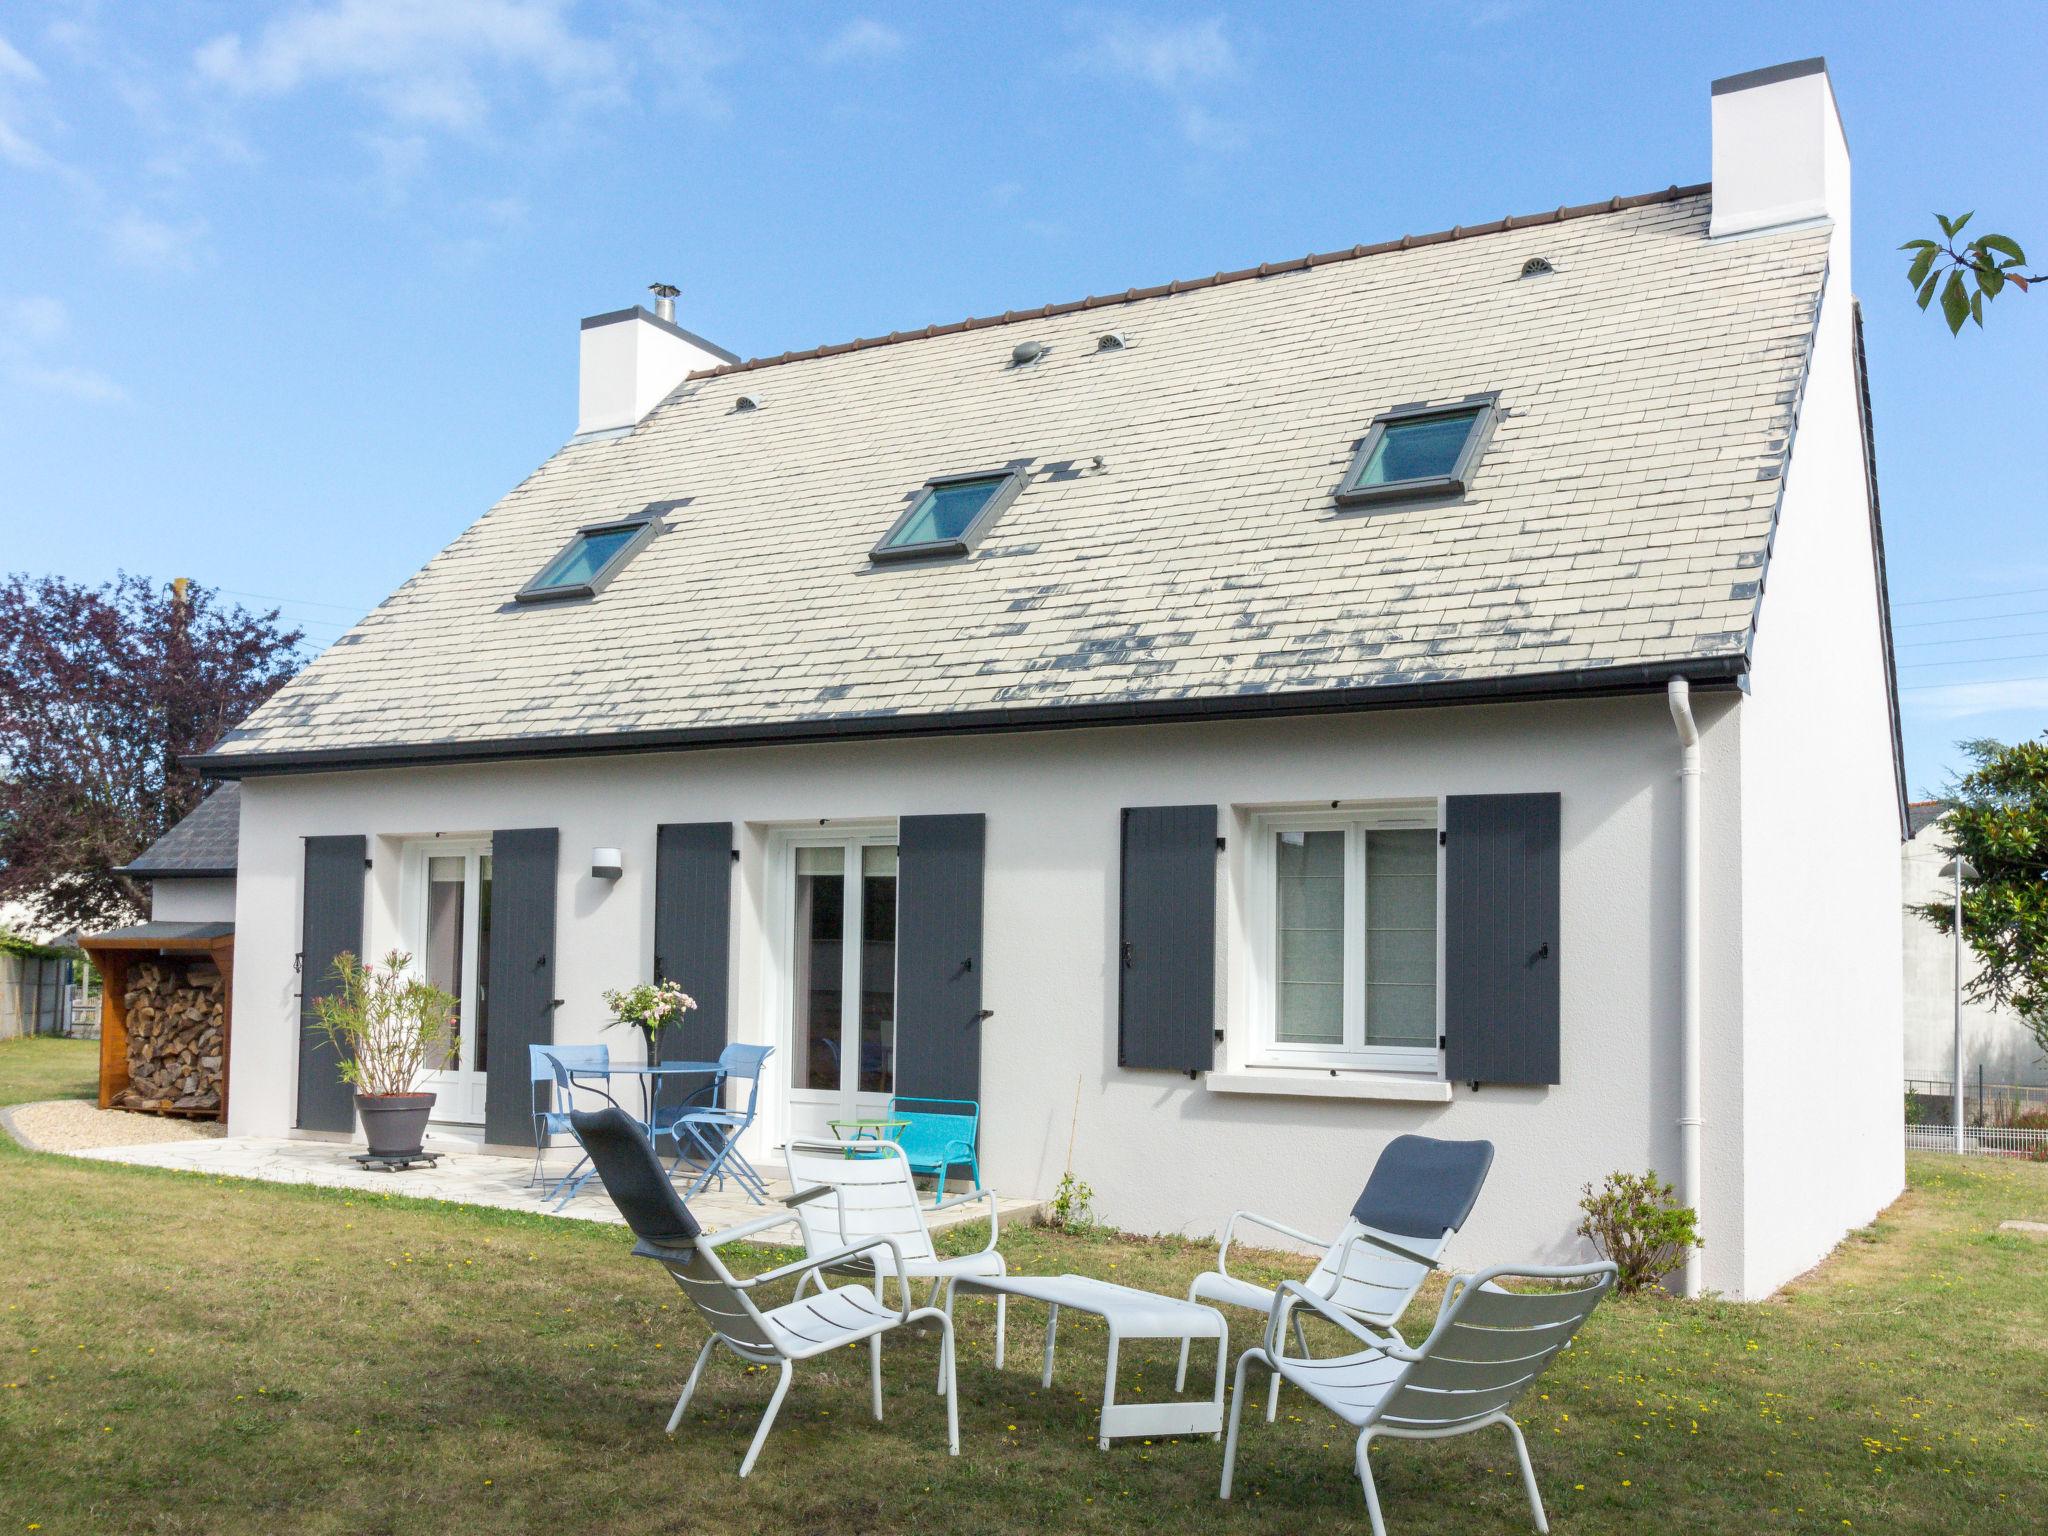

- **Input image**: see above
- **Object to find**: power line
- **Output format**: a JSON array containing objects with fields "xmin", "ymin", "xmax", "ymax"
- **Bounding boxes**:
[
  {"xmin": 214, "ymin": 586, "xmax": 378, "ymax": 616},
  {"xmin": 1900, "ymin": 629, "xmax": 2048, "ymax": 651},
  {"xmin": 1901, "ymin": 652, "xmax": 2048, "ymax": 671},
  {"xmin": 1895, "ymin": 606, "xmax": 2048, "ymax": 631},
  {"xmin": 1900, "ymin": 673, "xmax": 2048, "ymax": 693},
  {"xmin": 1894, "ymin": 584, "xmax": 2048, "ymax": 608}
]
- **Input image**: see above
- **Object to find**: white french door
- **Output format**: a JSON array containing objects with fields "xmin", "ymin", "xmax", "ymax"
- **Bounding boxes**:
[
  {"xmin": 404, "ymin": 839, "xmax": 493, "ymax": 1125},
  {"xmin": 782, "ymin": 831, "xmax": 899, "ymax": 1142}
]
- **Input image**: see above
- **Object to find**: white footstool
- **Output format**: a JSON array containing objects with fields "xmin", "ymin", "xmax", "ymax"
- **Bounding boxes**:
[{"xmin": 953, "ymin": 1273, "xmax": 1228, "ymax": 1449}]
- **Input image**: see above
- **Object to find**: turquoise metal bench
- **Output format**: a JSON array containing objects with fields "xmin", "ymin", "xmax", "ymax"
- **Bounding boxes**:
[{"xmin": 885, "ymin": 1096, "xmax": 979, "ymax": 1201}]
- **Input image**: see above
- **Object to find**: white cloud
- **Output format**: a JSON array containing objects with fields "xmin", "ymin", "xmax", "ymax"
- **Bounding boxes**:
[
  {"xmin": 817, "ymin": 18, "xmax": 906, "ymax": 65},
  {"xmin": 0, "ymin": 27, "xmax": 55, "ymax": 169},
  {"xmin": 13, "ymin": 362, "xmax": 126, "ymax": 402},
  {"xmin": 107, "ymin": 209, "xmax": 210, "ymax": 272},
  {"xmin": 193, "ymin": 0, "xmax": 619, "ymax": 133},
  {"xmin": 0, "ymin": 294, "xmax": 126, "ymax": 405},
  {"xmin": 3, "ymin": 294, "xmax": 67, "ymax": 346},
  {"xmin": 1074, "ymin": 14, "xmax": 1236, "ymax": 91},
  {"xmin": 1902, "ymin": 677, "xmax": 2048, "ymax": 721},
  {"xmin": 1069, "ymin": 14, "xmax": 1244, "ymax": 147},
  {"xmin": 0, "ymin": 30, "xmax": 39, "ymax": 83}
]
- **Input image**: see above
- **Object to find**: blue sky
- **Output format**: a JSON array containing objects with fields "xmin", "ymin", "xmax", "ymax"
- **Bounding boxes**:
[{"xmin": 2, "ymin": 1, "xmax": 2042, "ymax": 796}]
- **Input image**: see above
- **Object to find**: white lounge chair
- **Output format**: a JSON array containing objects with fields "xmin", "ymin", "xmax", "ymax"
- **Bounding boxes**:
[
  {"xmin": 1219, "ymin": 1261, "xmax": 1617, "ymax": 1536},
  {"xmin": 1176, "ymin": 1133, "xmax": 1494, "ymax": 1420},
  {"xmin": 783, "ymin": 1136, "xmax": 1007, "ymax": 1393},
  {"xmin": 568, "ymin": 1106, "xmax": 959, "ymax": 1477}
]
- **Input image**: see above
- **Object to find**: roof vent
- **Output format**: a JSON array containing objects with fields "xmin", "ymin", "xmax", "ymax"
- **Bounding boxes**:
[
  {"xmin": 648, "ymin": 281, "xmax": 680, "ymax": 321},
  {"xmin": 733, "ymin": 393, "xmax": 760, "ymax": 412},
  {"xmin": 1096, "ymin": 331, "xmax": 1127, "ymax": 351},
  {"xmin": 1519, "ymin": 256, "xmax": 1554, "ymax": 278},
  {"xmin": 1010, "ymin": 339, "xmax": 1047, "ymax": 366}
]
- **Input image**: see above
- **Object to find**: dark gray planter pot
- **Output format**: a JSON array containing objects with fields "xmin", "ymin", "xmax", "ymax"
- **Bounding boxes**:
[{"xmin": 356, "ymin": 1093, "xmax": 436, "ymax": 1159}]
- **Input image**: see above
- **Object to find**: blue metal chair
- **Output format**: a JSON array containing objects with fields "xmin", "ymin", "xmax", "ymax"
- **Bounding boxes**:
[
  {"xmin": 530, "ymin": 1042, "xmax": 609, "ymax": 1205},
  {"xmin": 886, "ymin": 1096, "xmax": 980, "ymax": 1201},
  {"xmin": 667, "ymin": 1044, "xmax": 774, "ymax": 1204}
]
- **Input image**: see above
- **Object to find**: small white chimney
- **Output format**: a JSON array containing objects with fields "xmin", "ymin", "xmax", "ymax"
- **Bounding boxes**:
[
  {"xmin": 576, "ymin": 288, "xmax": 734, "ymax": 438},
  {"xmin": 1708, "ymin": 58, "xmax": 1850, "ymax": 245}
]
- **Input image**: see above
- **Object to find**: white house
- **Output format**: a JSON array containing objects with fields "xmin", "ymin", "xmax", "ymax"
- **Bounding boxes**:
[
  {"xmin": 1902, "ymin": 803, "xmax": 2048, "ymax": 1096},
  {"xmin": 194, "ymin": 58, "xmax": 1904, "ymax": 1299}
]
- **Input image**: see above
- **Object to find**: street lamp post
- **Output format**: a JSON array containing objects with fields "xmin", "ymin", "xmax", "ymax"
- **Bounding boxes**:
[{"xmin": 1941, "ymin": 855, "xmax": 1976, "ymax": 1154}]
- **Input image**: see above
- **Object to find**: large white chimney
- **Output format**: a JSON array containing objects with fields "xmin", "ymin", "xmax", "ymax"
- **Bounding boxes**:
[
  {"xmin": 1709, "ymin": 58, "xmax": 1850, "ymax": 252},
  {"xmin": 576, "ymin": 291, "xmax": 735, "ymax": 438}
]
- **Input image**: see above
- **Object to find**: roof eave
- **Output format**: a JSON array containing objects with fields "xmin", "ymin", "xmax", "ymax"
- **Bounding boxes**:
[{"xmin": 189, "ymin": 655, "xmax": 1749, "ymax": 778}]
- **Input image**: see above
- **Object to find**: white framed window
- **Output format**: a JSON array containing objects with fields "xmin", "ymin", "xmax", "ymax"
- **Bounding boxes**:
[{"xmin": 1245, "ymin": 802, "xmax": 1442, "ymax": 1073}]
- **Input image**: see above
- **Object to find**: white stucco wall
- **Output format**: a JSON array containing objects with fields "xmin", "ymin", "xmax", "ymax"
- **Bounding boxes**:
[
  {"xmin": 227, "ymin": 691, "xmax": 1791, "ymax": 1290},
  {"xmin": 1732, "ymin": 216, "xmax": 1906, "ymax": 1293},
  {"xmin": 1902, "ymin": 816, "xmax": 2048, "ymax": 1090},
  {"xmin": 150, "ymin": 879, "xmax": 238, "ymax": 924}
]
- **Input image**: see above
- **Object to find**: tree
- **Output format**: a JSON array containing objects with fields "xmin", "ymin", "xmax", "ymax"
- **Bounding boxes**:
[
  {"xmin": 0, "ymin": 574, "xmax": 303, "ymax": 934},
  {"xmin": 1902, "ymin": 214, "xmax": 2040, "ymax": 334},
  {"xmin": 1915, "ymin": 737, "xmax": 2048, "ymax": 1059}
]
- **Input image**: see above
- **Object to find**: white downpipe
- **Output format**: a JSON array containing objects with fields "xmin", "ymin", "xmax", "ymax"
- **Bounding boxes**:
[{"xmin": 1667, "ymin": 678, "xmax": 1704, "ymax": 1299}]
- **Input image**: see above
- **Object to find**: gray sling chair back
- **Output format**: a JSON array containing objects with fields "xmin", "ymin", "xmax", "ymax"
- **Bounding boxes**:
[
  {"xmin": 567, "ymin": 1103, "xmax": 960, "ymax": 1477},
  {"xmin": 1176, "ymin": 1133, "xmax": 1496, "ymax": 1422}
]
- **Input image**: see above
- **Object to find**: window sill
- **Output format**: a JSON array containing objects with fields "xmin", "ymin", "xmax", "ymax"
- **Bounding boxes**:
[{"xmin": 1205, "ymin": 1069, "xmax": 1452, "ymax": 1103}]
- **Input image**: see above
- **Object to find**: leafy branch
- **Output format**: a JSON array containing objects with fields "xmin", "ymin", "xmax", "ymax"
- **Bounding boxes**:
[{"xmin": 1902, "ymin": 213, "xmax": 2040, "ymax": 334}]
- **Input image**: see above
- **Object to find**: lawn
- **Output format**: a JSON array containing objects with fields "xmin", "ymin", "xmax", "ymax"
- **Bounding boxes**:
[
  {"xmin": 1, "ymin": 1054, "xmax": 2042, "ymax": 1536},
  {"xmin": 0, "ymin": 1035, "xmax": 98, "ymax": 1108}
]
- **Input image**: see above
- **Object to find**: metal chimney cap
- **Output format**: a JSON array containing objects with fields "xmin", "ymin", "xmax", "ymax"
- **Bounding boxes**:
[{"xmin": 648, "ymin": 282, "xmax": 680, "ymax": 322}]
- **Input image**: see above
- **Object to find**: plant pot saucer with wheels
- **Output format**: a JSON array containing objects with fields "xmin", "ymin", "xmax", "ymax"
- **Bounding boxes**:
[{"xmin": 356, "ymin": 1092, "xmax": 437, "ymax": 1160}]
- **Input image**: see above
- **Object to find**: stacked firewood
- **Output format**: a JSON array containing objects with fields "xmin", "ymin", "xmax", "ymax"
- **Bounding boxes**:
[{"xmin": 117, "ymin": 958, "xmax": 224, "ymax": 1114}]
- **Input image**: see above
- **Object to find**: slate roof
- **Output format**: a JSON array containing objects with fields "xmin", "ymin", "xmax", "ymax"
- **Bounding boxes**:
[
  {"xmin": 117, "ymin": 784, "xmax": 240, "ymax": 878},
  {"xmin": 199, "ymin": 188, "xmax": 1832, "ymax": 772},
  {"xmin": 1906, "ymin": 801, "xmax": 1948, "ymax": 839}
]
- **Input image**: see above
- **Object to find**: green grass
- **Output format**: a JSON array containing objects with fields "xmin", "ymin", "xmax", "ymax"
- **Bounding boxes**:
[
  {"xmin": 0, "ymin": 1034, "xmax": 98, "ymax": 1108},
  {"xmin": 2, "ymin": 1047, "xmax": 2043, "ymax": 1535}
]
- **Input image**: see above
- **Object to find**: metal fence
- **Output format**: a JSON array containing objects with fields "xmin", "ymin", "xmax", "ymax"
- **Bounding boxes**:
[
  {"xmin": 1905, "ymin": 1075, "xmax": 2048, "ymax": 1159},
  {"xmin": 1906, "ymin": 1122, "xmax": 2048, "ymax": 1158}
]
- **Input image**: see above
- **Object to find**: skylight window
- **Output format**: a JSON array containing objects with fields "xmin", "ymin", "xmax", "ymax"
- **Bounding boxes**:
[
  {"xmin": 515, "ymin": 515, "xmax": 659, "ymax": 602},
  {"xmin": 870, "ymin": 470, "xmax": 1024, "ymax": 563},
  {"xmin": 1336, "ymin": 397, "xmax": 1497, "ymax": 507}
]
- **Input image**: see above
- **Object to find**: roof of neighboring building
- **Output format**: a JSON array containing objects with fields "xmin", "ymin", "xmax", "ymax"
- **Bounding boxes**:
[
  {"xmin": 115, "ymin": 785, "xmax": 240, "ymax": 879},
  {"xmin": 1906, "ymin": 800, "xmax": 1948, "ymax": 839},
  {"xmin": 197, "ymin": 187, "xmax": 1834, "ymax": 774}
]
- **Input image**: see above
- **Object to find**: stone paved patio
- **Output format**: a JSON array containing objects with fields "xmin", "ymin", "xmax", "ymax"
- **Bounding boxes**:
[{"xmin": 61, "ymin": 1129, "xmax": 1041, "ymax": 1239}]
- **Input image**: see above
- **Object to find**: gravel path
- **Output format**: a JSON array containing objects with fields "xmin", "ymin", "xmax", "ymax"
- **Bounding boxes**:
[{"xmin": 0, "ymin": 1098, "xmax": 226, "ymax": 1153}]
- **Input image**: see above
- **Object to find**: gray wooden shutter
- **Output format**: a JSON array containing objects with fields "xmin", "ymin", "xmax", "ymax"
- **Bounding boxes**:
[
  {"xmin": 296, "ymin": 835, "xmax": 366, "ymax": 1133},
  {"xmin": 1444, "ymin": 793, "xmax": 1561, "ymax": 1086},
  {"xmin": 654, "ymin": 822, "xmax": 732, "ymax": 1063},
  {"xmin": 895, "ymin": 814, "xmax": 984, "ymax": 1102},
  {"xmin": 483, "ymin": 827, "xmax": 559, "ymax": 1146},
  {"xmin": 1117, "ymin": 804, "xmax": 1218, "ymax": 1073}
]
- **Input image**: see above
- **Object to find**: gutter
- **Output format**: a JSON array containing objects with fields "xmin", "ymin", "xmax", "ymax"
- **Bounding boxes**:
[
  {"xmin": 1667, "ymin": 677, "xmax": 1705, "ymax": 1299},
  {"xmin": 188, "ymin": 656, "xmax": 1748, "ymax": 778}
]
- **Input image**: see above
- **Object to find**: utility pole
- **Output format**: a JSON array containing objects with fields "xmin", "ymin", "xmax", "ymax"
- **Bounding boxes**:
[{"xmin": 1942, "ymin": 852, "xmax": 1975, "ymax": 1154}]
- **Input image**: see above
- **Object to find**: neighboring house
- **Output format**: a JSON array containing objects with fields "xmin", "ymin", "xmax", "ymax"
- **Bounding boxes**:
[
  {"xmin": 194, "ymin": 59, "xmax": 1903, "ymax": 1299},
  {"xmin": 113, "ymin": 783, "xmax": 242, "ymax": 925},
  {"xmin": 1902, "ymin": 802, "xmax": 2048, "ymax": 1093}
]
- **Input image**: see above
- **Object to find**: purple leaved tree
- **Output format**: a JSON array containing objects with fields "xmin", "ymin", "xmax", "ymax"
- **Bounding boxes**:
[{"xmin": 0, "ymin": 574, "xmax": 303, "ymax": 934}]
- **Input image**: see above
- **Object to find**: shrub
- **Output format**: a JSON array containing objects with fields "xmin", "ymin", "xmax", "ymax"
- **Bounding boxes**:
[
  {"xmin": 1577, "ymin": 1169, "xmax": 1701, "ymax": 1295},
  {"xmin": 1046, "ymin": 1171, "xmax": 1096, "ymax": 1232}
]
